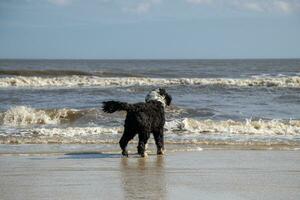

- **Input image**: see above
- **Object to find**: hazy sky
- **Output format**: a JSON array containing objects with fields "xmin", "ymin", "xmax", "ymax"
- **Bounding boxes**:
[{"xmin": 0, "ymin": 0, "xmax": 300, "ymax": 59}]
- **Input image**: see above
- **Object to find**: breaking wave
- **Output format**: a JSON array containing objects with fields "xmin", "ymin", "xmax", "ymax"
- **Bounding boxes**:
[
  {"xmin": 165, "ymin": 118, "xmax": 300, "ymax": 136},
  {"xmin": 0, "ymin": 106, "xmax": 184, "ymax": 127},
  {"xmin": 0, "ymin": 106, "xmax": 88, "ymax": 126},
  {"xmin": 0, "ymin": 76, "xmax": 300, "ymax": 88},
  {"xmin": 1, "ymin": 118, "xmax": 299, "ymax": 146}
]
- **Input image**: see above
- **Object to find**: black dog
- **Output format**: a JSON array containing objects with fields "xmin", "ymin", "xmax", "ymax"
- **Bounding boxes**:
[{"xmin": 102, "ymin": 88, "xmax": 172, "ymax": 157}]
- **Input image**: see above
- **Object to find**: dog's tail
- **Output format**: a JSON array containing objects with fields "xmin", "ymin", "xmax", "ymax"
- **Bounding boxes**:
[{"xmin": 102, "ymin": 101, "xmax": 131, "ymax": 113}]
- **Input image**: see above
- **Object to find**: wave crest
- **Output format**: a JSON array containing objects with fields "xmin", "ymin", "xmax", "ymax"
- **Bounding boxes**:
[
  {"xmin": 0, "ymin": 106, "xmax": 86, "ymax": 126},
  {"xmin": 165, "ymin": 118, "xmax": 300, "ymax": 135},
  {"xmin": 0, "ymin": 76, "xmax": 300, "ymax": 88},
  {"xmin": 1, "ymin": 118, "xmax": 300, "ymax": 146}
]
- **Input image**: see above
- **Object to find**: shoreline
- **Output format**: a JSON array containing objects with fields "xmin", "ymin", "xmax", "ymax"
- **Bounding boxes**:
[{"xmin": 0, "ymin": 143, "xmax": 300, "ymax": 156}]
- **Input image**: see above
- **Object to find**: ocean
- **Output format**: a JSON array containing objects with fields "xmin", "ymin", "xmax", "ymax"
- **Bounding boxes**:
[{"xmin": 0, "ymin": 59, "xmax": 300, "ymax": 153}]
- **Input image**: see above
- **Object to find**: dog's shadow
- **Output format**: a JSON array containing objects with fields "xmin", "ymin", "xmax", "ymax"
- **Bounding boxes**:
[{"xmin": 58, "ymin": 152, "xmax": 122, "ymax": 159}]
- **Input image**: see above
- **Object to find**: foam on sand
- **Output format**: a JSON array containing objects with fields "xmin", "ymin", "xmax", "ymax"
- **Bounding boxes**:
[{"xmin": 0, "ymin": 76, "xmax": 300, "ymax": 88}]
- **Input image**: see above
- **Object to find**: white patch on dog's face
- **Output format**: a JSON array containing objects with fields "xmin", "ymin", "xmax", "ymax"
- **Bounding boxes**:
[{"xmin": 145, "ymin": 89, "xmax": 166, "ymax": 107}]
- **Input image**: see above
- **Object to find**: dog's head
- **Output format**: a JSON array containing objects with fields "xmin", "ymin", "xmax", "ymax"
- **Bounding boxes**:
[{"xmin": 145, "ymin": 88, "xmax": 172, "ymax": 107}]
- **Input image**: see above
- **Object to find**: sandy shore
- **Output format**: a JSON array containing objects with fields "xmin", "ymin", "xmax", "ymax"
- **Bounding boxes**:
[{"xmin": 0, "ymin": 150, "xmax": 300, "ymax": 200}]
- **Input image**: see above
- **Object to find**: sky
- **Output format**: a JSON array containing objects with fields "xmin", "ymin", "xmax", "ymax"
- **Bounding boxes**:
[{"xmin": 0, "ymin": 0, "xmax": 300, "ymax": 59}]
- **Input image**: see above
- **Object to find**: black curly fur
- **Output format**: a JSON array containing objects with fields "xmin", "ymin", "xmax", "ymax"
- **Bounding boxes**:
[
  {"xmin": 158, "ymin": 88, "xmax": 172, "ymax": 106},
  {"xmin": 102, "ymin": 89, "xmax": 172, "ymax": 157}
]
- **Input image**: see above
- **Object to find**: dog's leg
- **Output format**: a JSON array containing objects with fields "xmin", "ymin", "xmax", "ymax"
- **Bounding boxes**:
[
  {"xmin": 153, "ymin": 129, "xmax": 165, "ymax": 155},
  {"xmin": 119, "ymin": 129, "xmax": 135, "ymax": 157},
  {"xmin": 119, "ymin": 136, "xmax": 129, "ymax": 157},
  {"xmin": 137, "ymin": 132, "xmax": 150, "ymax": 157}
]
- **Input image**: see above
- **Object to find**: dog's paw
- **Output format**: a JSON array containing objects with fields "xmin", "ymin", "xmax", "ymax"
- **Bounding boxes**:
[
  {"xmin": 140, "ymin": 152, "xmax": 148, "ymax": 158},
  {"xmin": 122, "ymin": 150, "xmax": 128, "ymax": 157},
  {"xmin": 157, "ymin": 148, "xmax": 165, "ymax": 155}
]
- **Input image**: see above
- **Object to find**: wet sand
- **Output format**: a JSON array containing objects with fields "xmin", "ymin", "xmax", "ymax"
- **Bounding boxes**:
[{"xmin": 0, "ymin": 150, "xmax": 300, "ymax": 200}]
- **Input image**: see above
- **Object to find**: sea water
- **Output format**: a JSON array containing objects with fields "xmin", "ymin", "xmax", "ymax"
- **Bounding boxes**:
[{"xmin": 0, "ymin": 59, "xmax": 300, "ymax": 152}]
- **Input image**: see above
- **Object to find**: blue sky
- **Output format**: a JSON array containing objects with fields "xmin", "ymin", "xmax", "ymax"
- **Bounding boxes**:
[{"xmin": 0, "ymin": 0, "xmax": 300, "ymax": 59}]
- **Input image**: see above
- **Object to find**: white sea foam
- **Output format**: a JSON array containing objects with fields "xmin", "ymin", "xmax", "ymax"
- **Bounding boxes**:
[
  {"xmin": 0, "ymin": 106, "xmax": 182, "ymax": 127},
  {"xmin": 163, "ymin": 118, "xmax": 300, "ymax": 146},
  {"xmin": 2, "ymin": 106, "xmax": 300, "ymax": 137},
  {"xmin": 0, "ymin": 76, "xmax": 300, "ymax": 88},
  {"xmin": 1, "ymin": 118, "xmax": 300, "ymax": 146},
  {"xmin": 29, "ymin": 126, "xmax": 122, "ymax": 137},
  {"xmin": 165, "ymin": 118, "xmax": 300, "ymax": 136},
  {"xmin": 0, "ymin": 126, "xmax": 123, "ymax": 144},
  {"xmin": 0, "ymin": 106, "xmax": 83, "ymax": 126}
]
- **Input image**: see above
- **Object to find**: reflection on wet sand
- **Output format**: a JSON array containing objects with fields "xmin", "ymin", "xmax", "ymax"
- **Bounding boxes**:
[{"xmin": 120, "ymin": 156, "xmax": 167, "ymax": 200}]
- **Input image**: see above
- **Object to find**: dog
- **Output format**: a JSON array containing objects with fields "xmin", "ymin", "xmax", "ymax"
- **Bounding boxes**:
[{"xmin": 102, "ymin": 88, "xmax": 172, "ymax": 157}]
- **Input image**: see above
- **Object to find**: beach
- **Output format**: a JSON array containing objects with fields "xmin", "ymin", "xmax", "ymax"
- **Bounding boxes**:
[{"xmin": 1, "ymin": 148, "xmax": 299, "ymax": 200}]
